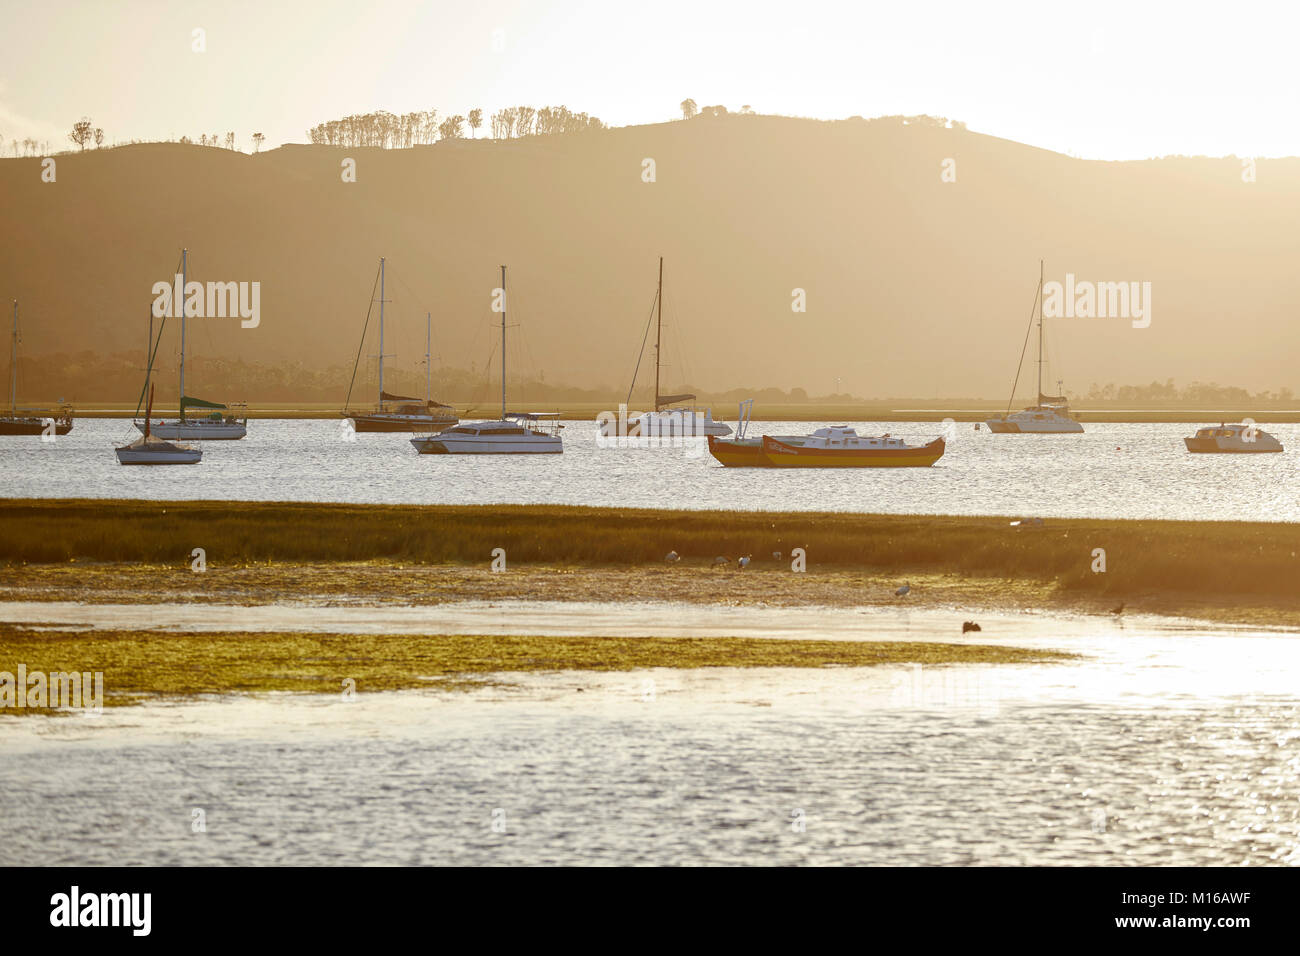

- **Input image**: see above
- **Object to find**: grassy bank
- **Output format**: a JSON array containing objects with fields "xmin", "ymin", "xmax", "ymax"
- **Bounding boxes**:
[
  {"xmin": 0, "ymin": 628, "xmax": 1071, "ymax": 709},
  {"xmin": 2, "ymin": 500, "xmax": 1298, "ymax": 609}
]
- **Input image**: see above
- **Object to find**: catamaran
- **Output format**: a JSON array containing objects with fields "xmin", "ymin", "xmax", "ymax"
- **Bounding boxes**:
[
  {"xmin": 411, "ymin": 266, "xmax": 561, "ymax": 454},
  {"xmin": 134, "ymin": 249, "xmax": 248, "ymax": 440},
  {"xmin": 608, "ymin": 257, "xmax": 731, "ymax": 439},
  {"xmin": 986, "ymin": 261, "xmax": 1084, "ymax": 434},
  {"xmin": 0, "ymin": 300, "xmax": 74, "ymax": 436},
  {"xmin": 343, "ymin": 258, "xmax": 459, "ymax": 433}
]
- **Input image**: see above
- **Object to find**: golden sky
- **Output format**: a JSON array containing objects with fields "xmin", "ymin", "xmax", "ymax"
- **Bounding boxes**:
[{"xmin": 2, "ymin": 0, "xmax": 1298, "ymax": 158}]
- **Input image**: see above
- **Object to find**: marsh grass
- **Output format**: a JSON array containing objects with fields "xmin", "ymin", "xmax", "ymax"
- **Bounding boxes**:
[
  {"xmin": 0, "ymin": 628, "xmax": 1072, "ymax": 709},
  {"xmin": 2, "ymin": 499, "xmax": 1297, "ymax": 602}
]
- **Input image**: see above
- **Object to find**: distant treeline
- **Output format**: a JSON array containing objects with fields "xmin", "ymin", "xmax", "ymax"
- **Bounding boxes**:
[
  {"xmin": 1082, "ymin": 380, "xmax": 1294, "ymax": 403},
  {"xmin": 6, "ymin": 106, "xmax": 945, "ymax": 159},
  {"xmin": 15, "ymin": 352, "xmax": 854, "ymax": 407},
  {"xmin": 306, "ymin": 105, "xmax": 605, "ymax": 148}
]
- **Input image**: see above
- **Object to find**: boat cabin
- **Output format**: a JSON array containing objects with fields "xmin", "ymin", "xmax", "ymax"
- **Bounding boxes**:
[{"xmin": 809, "ymin": 426, "xmax": 908, "ymax": 448}]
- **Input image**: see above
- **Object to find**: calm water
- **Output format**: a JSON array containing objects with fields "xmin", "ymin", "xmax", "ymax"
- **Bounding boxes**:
[
  {"xmin": 1, "ymin": 419, "xmax": 1298, "ymax": 520},
  {"xmin": 2, "ymin": 605, "xmax": 1299, "ymax": 865}
]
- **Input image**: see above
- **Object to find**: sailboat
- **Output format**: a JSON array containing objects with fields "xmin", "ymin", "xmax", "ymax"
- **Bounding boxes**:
[
  {"xmin": 116, "ymin": 384, "xmax": 202, "ymax": 465},
  {"xmin": 0, "ymin": 300, "xmax": 74, "ymax": 436},
  {"xmin": 342, "ymin": 258, "xmax": 459, "ymax": 433},
  {"xmin": 411, "ymin": 266, "xmax": 562, "ymax": 454},
  {"xmin": 134, "ymin": 249, "xmax": 248, "ymax": 440},
  {"xmin": 610, "ymin": 258, "xmax": 731, "ymax": 439},
  {"xmin": 986, "ymin": 261, "xmax": 1083, "ymax": 434}
]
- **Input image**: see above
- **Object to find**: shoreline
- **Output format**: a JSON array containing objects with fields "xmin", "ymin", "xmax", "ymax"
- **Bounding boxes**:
[
  {"xmin": 3, "ymin": 500, "xmax": 1300, "ymax": 627},
  {"xmin": 49, "ymin": 406, "xmax": 1300, "ymax": 424}
]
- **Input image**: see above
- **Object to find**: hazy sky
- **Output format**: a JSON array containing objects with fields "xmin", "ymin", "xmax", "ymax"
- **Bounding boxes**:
[{"xmin": 2, "ymin": 0, "xmax": 1297, "ymax": 158}]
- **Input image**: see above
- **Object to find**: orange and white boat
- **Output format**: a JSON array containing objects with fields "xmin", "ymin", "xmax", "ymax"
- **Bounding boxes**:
[{"xmin": 759, "ymin": 428, "xmax": 945, "ymax": 468}]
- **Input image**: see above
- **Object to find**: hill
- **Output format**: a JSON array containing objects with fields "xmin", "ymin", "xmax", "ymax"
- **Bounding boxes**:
[{"xmin": 3, "ymin": 114, "xmax": 1298, "ymax": 405}]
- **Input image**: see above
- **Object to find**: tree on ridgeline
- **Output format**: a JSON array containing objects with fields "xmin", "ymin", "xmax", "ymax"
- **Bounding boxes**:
[
  {"xmin": 438, "ymin": 115, "xmax": 465, "ymax": 140},
  {"xmin": 252, "ymin": 132, "xmax": 265, "ymax": 152},
  {"xmin": 225, "ymin": 131, "xmax": 235, "ymax": 150},
  {"xmin": 69, "ymin": 117, "xmax": 94, "ymax": 150},
  {"xmin": 94, "ymin": 128, "xmax": 104, "ymax": 148},
  {"xmin": 490, "ymin": 105, "xmax": 606, "ymax": 138},
  {"xmin": 304, "ymin": 105, "xmax": 605, "ymax": 146},
  {"xmin": 680, "ymin": 98, "xmax": 698, "ymax": 119}
]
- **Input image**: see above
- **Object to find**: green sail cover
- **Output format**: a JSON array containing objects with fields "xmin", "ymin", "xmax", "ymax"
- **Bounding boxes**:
[{"xmin": 180, "ymin": 395, "xmax": 228, "ymax": 415}]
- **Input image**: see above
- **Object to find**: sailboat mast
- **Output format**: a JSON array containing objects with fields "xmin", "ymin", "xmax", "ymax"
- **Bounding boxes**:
[
  {"xmin": 9, "ymin": 300, "xmax": 17, "ymax": 414},
  {"xmin": 500, "ymin": 265, "xmax": 507, "ymax": 420},
  {"xmin": 1036, "ymin": 258, "xmax": 1044, "ymax": 403},
  {"xmin": 654, "ymin": 256, "xmax": 663, "ymax": 411},
  {"xmin": 378, "ymin": 257, "xmax": 386, "ymax": 402},
  {"xmin": 180, "ymin": 248, "xmax": 187, "ymax": 417},
  {"xmin": 425, "ymin": 311, "xmax": 431, "ymax": 404}
]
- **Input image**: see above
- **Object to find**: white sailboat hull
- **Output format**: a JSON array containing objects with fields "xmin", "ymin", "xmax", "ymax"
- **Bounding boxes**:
[
  {"xmin": 136, "ymin": 419, "xmax": 246, "ymax": 440},
  {"xmin": 624, "ymin": 410, "xmax": 732, "ymax": 437},
  {"xmin": 413, "ymin": 434, "xmax": 562, "ymax": 454},
  {"xmin": 986, "ymin": 409, "xmax": 1084, "ymax": 433}
]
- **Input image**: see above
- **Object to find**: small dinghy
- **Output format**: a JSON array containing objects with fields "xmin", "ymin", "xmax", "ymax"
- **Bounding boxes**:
[{"xmin": 116, "ymin": 385, "xmax": 202, "ymax": 465}]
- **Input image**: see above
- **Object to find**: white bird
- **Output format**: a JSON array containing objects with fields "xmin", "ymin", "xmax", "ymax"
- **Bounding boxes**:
[
  {"xmin": 894, "ymin": 583, "xmax": 911, "ymax": 598},
  {"xmin": 665, "ymin": 550, "xmax": 680, "ymax": 563},
  {"xmin": 738, "ymin": 555, "xmax": 751, "ymax": 569},
  {"xmin": 713, "ymin": 556, "xmax": 729, "ymax": 567}
]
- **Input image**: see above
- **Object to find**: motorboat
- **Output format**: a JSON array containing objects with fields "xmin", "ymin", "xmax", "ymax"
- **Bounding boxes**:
[{"xmin": 1184, "ymin": 423, "xmax": 1283, "ymax": 453}]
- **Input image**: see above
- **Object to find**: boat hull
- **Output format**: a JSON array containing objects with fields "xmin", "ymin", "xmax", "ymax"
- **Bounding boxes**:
[
  {"xmin": 347, "ymin": 414, "xmax": 457, "ymax": 433},
  {"xmin": 1184, "ymin": 437, "xmax": 1283, "ymax": 453},
  {"xmin": 115, "ymin": 446, "xmax": 203, "ymax": 465},
  {"xmin": 137, "ymin": 419, "xmax": 247, "ymax": 440},
  {"xmin": 0, "ymin": 417, "xmax": 73, "ymax": 436},
  {"xmin": 760, "ymin": 435, "xmax": 945, "ymax": 467},
  {"xmin": 985, "ymin": 418, "xmax": 1083, "ymax": 434},
  {"xmin": 412, "ymin": 436, "xmax": 562, "ymax": 454},
  {"xmin": 707, "ymin": 435, "xmax": 804, "ymax": 467},
  {"xmin": 625, "ymin": 413, "xmax": 732, "ymax": 437}
]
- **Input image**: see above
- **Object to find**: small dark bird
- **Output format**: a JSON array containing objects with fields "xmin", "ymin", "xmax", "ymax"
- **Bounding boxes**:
[
  {"xmin": 713, "ymin": 556, "xmax": 729, "ymax": 567},
  {"xmin": 962, "ymin": 621, "xmax": 981, "ymax": 633},
  {"xmin": 665, "ymin": 550, "xmax": 680, "ymax": 564},
  {"xmin": 738, "ymin": 555, "xmax": 752, "ymax": 569},
  {"xmin": 894, "ymin": 583, "xmax": 911, "ymax": 597},
  {"xmin": 1110, "ymin": 602, "xmax": 1125, "ymax": 615},
  {"xmin": 772, "ymin": 551, "xmax": 782, "ymax": 562}
]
